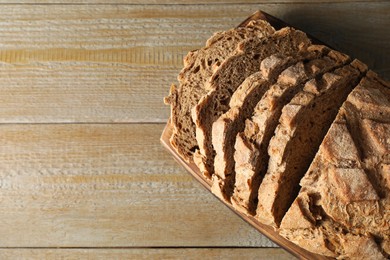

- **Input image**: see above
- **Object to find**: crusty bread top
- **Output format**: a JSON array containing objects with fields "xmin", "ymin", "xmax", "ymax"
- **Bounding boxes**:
[
  {"xmin": 165, "ymin": 20, "xmax": 275, "ymax": 162},
  {"xmin": 280, "ymin": 72, "xmax": 390, "ymax": 258}
]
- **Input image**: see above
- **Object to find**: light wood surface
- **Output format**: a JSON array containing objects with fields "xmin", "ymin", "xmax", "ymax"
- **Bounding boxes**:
[
  {"xmin": 0, "ymin": 0, "xmax": 385, "ymax": 3},
  {"xmin": 0, "ymin": 124, "xmax": 274, "ymax": 247},
  {"xmin": 0, "ymin": 248, "xmax": 292, "ymax": 260},
  {"xmin": 0, "ymin": 1, "xmax": 388, "ymax": 259},
  {"xmin": 0, "ymin": 3, "xmax": 388, "ymax": 123}
]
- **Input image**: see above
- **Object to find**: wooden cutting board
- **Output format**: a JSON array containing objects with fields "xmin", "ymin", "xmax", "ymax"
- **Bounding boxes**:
[{"xmin": 161, "ymin": 10, "xmax": 332, "ymax": 260}]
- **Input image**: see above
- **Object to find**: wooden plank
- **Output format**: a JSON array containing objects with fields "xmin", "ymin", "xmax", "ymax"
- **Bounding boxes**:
[
  {"xmin": 0, "ymin": 123, "xmax": 277, "ymax": 248},
  {"xmin": 0, "ymin": 0, "xmax": 384, "ymax": 4},
  {"xmin": 0, "ymin": 248, "xmax": 294, "ymax": 260},
  {"xmin": 0, "ymin": 4, "xmax": 388, "ymax": 123}
]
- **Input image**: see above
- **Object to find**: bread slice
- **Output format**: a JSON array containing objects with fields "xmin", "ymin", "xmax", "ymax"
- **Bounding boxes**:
[
  {"xmin": 279, "ymin": 71, "xmax": 390, "ymax": 258},
  {"xmin": 255, "ymin": 59, "xmax": 367, "ymax": 227},
  {"xmin": 231, "ymin": 49, "xmax": 350, "ymax": 215},
  {"xmin": 164, "ymin": 20, "xmax": 275, "ymax": 162},
  {"xmin": 192, "ymin": 27, "xmax": 311, "ymax": 177}
]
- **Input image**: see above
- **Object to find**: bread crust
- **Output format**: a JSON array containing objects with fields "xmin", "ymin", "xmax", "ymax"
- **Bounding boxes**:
[{"xmin": 280, "ymin": 72, "xmax": 390, "ymax": 259}]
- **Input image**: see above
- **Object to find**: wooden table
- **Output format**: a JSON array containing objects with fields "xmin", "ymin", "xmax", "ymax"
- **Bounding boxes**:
[{"xmin": 0, "ymin": 1, "xmax": 388, "ymax": 259}]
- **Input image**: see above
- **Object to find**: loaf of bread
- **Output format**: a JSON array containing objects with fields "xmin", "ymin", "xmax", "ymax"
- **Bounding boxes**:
[{"xmin": 164, "ymin": 14, "xmax": 389, "ymax": 259}]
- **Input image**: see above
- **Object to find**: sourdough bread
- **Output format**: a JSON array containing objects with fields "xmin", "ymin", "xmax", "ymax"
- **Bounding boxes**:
[
  {"xmin": 280, "ymin": 71, "xmax": 390, "ymax": 259},
  {"xmin": 192, "ymin": 27, "xmax": 311, "ymax": 177},
  {"xmin": 165, "ymin": 20, "xmax": 275, "ymax": 162},
  {"xmin": 231, "ymin": 48, "xmax": 350, "ymax": 215},
  {"xmin": 164, "ymin": 15, "xmax": 389, "ymax": 258}
]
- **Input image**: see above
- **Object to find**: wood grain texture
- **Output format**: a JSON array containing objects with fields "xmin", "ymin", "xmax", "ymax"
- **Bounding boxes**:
[
  {"xmin": 0, "ymin": 123, "xmax": 276, "ymax": 248},
  {"xmin": 0, "ymin": 248, "xmax": 294, "ymax": 260},
  {"xmin": 0, "ymin": 0, "xmax": 384, "ymax": 4},
  {"xmin": 1, "ymin": 3, "xmax": 389, "ymax": 257},
  {"xmin": 0, "ymin": 3, "xmax": 388, "ymax": 123}
]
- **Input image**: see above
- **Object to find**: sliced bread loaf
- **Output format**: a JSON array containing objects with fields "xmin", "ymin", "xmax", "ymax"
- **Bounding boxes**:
[
  {"xmin": 231, "ymin": 48, "xmax": 349, "ymax": 215},
  {"xmin": 192, "ymin": 27, "xmax": 311, "ymax": 177},
  {"xmin": 164, "ymin": 20, "xmax": 275, "ymax": 162},
  {"xmin": 255, "ymin": 59, "xmax": 367, "ymax": 227},
  {"xmin": 280, "ymin": 71, "xmax": 390, "ymax": 258}
]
